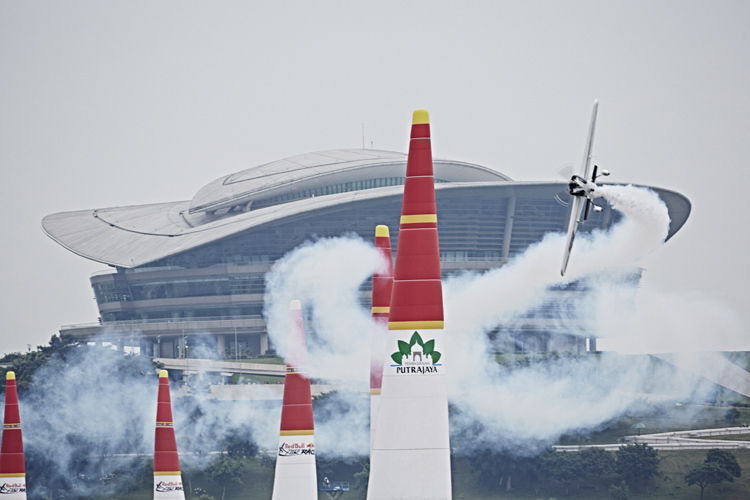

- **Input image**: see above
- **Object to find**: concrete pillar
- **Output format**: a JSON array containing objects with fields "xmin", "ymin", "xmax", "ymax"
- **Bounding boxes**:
[
  {"xmin": 501, "ymin": 197, "xmax": 516, "ymax": 262},
  {"xmin": 178, "ymin": 336, "xmax": 186, "ymax": 358},
  {"xmin": 260, "ymin": 333, "xmax": 269, "ymax": 356},
  {"xmin": 588, "ymin": 337, "xmax": 597, "ymax": 353},
  {"xmin": 217, "ymin": 334, "xmax": 226, "ymax": 357}
]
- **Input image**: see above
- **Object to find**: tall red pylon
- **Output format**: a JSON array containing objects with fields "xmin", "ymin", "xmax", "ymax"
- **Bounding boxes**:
[
  {"xmin": 369, "ymin": 224, "xmax": 393, "ymax": 454},
  {"xmin": 0, "ymin": 372, "xmax": 26, "ymax": 500},
  {"xmin": 367, "ymin": 110, "xmax": 451, "ymax": 499},
  {"xmin": 271, "ymin": 300, "xmax": 317, "ymax": 500},
  {"xmin": 154, "ymin": 370, "xmax": 185, "ymax": 500}
]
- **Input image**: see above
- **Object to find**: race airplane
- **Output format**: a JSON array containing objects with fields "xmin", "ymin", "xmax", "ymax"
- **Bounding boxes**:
[{"xmin": 560, "ymin": 100, "xmax": 610, "ymax": 276}]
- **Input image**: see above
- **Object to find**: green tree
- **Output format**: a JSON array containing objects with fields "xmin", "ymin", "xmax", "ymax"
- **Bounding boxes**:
[
  {"xmin": 685, "ymin": 461, "xmax": 734, "ymax": 499},
  {"xmin": 468, "ymin": 449, "xmax": 546, "ymax": 493},
  {"xmin": 705, "ymin": 449, "xmax": 741, "ymax": 479},
  {"xmin": 579, "ymin": 447, "xmax": 615, "ymax": 491},
  {"xmin": 224, "ymin": 429, "xmax": 259, "ymax": 458},
  {"xmin": 724, "ymin": 407, "xmax": 741, "ymax": 425},
  {"xmin": 1, "ymin": 351, "xmax": 49, "ymax": 393},
  {"xmin": 684, "ymin": 449, "xmax": 742, "ymax": 499},
  {"xmin": 0, "ymin": 334, "xmax": 82, "ymax": 394},
  {"xmin": 469, "ymin": 449, "xmax": 515, "ymax": 491},
  {"xmin": 615, "ymin": 444, "xmax": 660, "ymax": 493},
  {"xmin": 608, "ymin": 480, "xmax": 630, "ymax": 500},
  {"xmin": 542, "ymin": 451, "xmax": 582, "ymax": 495},
  {"xmin": 39, "ymin": 333, "xmax": 79, "ymax": 359},
  {"xmin": 205, "ymin": 455, "xmax": 246, "ymax": 500},
  {"xmin": 352, "ymin": 459, "xmax": 370, "ymax": 494}
]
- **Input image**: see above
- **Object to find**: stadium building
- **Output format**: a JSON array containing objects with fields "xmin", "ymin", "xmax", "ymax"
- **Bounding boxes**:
[{"xmin": 42, "ymin": 149, "xmax": 690, "ymax": 359}]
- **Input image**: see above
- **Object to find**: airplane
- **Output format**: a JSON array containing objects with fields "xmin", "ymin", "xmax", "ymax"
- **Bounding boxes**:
[{"xmin": 560, "ymin": 100, "xmax": 610, "ymax": 276}]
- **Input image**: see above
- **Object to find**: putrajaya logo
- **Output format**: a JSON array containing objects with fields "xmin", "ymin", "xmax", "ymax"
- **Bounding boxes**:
[{"xmin": 391, "ymin": 331, "xmax": 441, "ymax": 374}]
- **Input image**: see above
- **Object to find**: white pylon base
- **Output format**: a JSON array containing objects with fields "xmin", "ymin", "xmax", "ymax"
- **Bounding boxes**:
[
  {"xmin": 0, "ymin": 476, "xmax": 26, "ymax": 500},
  {"xmin": 368, "ymin": 449, "xmax": 451, "ymax": 500},
  {"xmin": 368, "ymin": 328, "xmax": 452, "ymax": 500},
  {"xmin": 271, "ymin": 435, "xmax": 317, "ymax": 500}
]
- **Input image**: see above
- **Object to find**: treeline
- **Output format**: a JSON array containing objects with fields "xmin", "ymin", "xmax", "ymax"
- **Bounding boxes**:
[
  {"xmin": 0, "ymin": 337, "xmax": 744, "ymax": 500},
  {"xmin": 464, "ymin": 444, "xmax": 743, "ymax": 499},
  {"xmin": 0, "ymin": 334, "xmax": 84, "ymax": 393},
  {"xmin": 466, "ymin": 444, "xmax": 658, "ymax": 497}
]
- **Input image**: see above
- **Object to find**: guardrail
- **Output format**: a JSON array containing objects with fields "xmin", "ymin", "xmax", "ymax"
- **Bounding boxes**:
[
  {"xmin": 555, "ymin": 426, "xmax": 750, "ymax": 452},
  {"xmin": 61, "ymin": 315, "xmax": 265, "ymax": 330}
]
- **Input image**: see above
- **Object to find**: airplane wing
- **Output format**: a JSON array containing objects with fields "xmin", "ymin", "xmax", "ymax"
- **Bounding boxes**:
[
  {"xmin": 561, "ymin": 100, "xmax": 599, "ymax": 276},
  {"xmin": 581, "ymin": 100, "xmax": 598, "ymax": 182},
  {"xmin": 561, "ymin": 195, "xmax": 585, "ymax": 276}
]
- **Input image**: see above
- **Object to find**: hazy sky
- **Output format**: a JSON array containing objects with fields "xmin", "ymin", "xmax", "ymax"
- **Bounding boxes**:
[{"xmin": 1, "ymin": 1, "xmax": 748, "ymax": 355}]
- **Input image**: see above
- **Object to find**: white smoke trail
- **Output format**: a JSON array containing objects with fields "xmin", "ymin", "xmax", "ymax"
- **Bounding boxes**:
[
  {"xmin": 442, "ymin": 185, "xmax": 670, "ymax": 360},
  {"xmin": 9, "ymin": 339, "xmax": 286, "ymax": 498},
  {"xmin": 439, "ymin": 184, "xmax": 676, "ymax": 452},
  {"xmin": 263, "ymin": 234, "xmax": 383, "ymax": 458},
  {"xmin": 263, "ymin": 235, "xmax": 382, "ymax": 383},
  {"xmin": 10, "ymin": 183, "xmax": 744, "ymax": 497},
  {"xmin": 260, "ymin": 184, "xmax": 747, "ymax": 457}
]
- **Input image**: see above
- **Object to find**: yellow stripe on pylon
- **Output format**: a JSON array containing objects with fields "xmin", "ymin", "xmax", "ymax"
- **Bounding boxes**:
[
  {"xmin": 388, "ymin": 321, "xmax": 444, "ymax": 330},
  {"xmin": 154, "ymin": 471, "xmax": 182, "ymax": 476},
  {"xmin": 400, "ymin": 214, "xmax": 437, "ymax": 225},
  {"xmin": 280, "ymin": 429, "xmax": 314, "ymax": 436},
  {"xmin": 371, "ymin": 306, "xmax": 390, "ymax": 314}
]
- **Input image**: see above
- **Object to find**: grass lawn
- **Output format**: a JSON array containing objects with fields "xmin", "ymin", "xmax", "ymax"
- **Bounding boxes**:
[
  {"xmin": 450, "ymin": 450, "xmax": 750, "ymax": 499},
  {"xmin": 242, "ymin": 357, "xmax": 285, "ymax": 365}
]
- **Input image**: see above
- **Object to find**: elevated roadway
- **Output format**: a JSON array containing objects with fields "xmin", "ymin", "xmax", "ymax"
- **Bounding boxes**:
[{"xmin": 154, "ymin": 357, "xmax": 285, "ymax": 377}]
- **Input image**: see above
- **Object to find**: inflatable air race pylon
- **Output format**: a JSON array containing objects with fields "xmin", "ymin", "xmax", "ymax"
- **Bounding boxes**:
[
  {"xmin": 0, "ymin": 372, "xmax": 26, "ymax": 500},
  {"xmin": 154, "ymin": 370, "xmax": 185, "ymax": 500},
  {"xmin": 367, "ymin": 110, "xmax": 451, "ymax": 500},
  {"xmin": 370, "ymin": 224, "xmax": 393, "ymax": 454},
  {"xmin": 271, "ymin": 300, "xmax": 317, "ymax": 500}
]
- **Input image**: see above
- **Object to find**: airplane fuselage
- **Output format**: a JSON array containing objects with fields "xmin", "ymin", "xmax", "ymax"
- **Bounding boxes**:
[{"xmin": 569, "ymin": 175, "xmax": 598, "ymax": 199}]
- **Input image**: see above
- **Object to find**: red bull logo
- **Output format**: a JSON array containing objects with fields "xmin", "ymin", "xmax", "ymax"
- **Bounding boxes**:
[
  {"xmin": 278, "ymin": 441, "xmax": 315, "ymax": 457},
  {"xmin": 0, "ymin": 483, "xmax": 26, "ymax": 494},
  {"xmin": 155, "ymin": 481, "xmax": 183, "ymax": 492}
]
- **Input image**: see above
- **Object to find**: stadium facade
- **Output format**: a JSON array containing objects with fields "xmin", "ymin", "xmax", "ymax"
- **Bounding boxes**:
[{"xmin": 43, "ymin": 149, "xmax": 690, "ymax": 359}]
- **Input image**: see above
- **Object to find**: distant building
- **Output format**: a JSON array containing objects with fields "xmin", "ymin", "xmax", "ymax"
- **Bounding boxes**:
[{"xmin": 43, "ymin": 149, "xmax": 690, "ymax": 358}]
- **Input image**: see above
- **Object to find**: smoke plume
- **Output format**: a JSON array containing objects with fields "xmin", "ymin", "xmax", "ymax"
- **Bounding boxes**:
[
  {"xmin": 5, "ymin": 185, "xmax": 748, "ymax": 498},
  {"xmin": 262, "ymin": 184, "xmax": 749, "ymax": 457}
]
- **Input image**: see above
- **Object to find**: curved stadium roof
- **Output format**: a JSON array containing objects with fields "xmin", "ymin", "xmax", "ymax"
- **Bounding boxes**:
[
  {"xmin": 42, "ymin": 149, "xmax": 691, "ymax": 269},
  {"xmin": 188, "ymin": 149, "xmax": 510, "ymax": 214}
]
